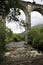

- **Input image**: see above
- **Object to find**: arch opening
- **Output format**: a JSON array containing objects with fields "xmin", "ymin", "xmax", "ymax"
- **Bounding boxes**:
[
  {"xmin": 32, "ymin": 8, "xmax": 43, "ymax": 15},
  {"xmin": 31, "ymin": 11, "xmax": 43, "ymax": 27},
  {"xmin": 6, "ymin": 9, "xmax": 26, "ymax": 34}
]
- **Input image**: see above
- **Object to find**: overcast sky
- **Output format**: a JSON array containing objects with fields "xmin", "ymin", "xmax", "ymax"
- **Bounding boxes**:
[
  {"xmin": 23, "ymin": 0, "xmax": 43, "ymax": 4},
  {"xmin": 6, "ymin": 10, "xmax": 25, "ymax": 34},
  {"xmin": 6, "ymin": 0, "xmax": 43, "ymax": 34}
]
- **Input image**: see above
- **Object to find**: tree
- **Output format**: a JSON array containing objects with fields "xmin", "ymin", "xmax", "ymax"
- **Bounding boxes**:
[
  {"xmin": 0, "ymin": 0, "xmax": 21, "ymax": 19},
  {"xmin": 28, "ymin": 26, "xmax": 43, "ymax": 51},
  {"xmin": 0, "ymin": 19, "xmax": 6, "ymax": 64},
  {"xmin": 5, "ymin": 28, "xmax": 13, "ymax": 42},
  {"xmin": 0, "ymin": 0, "xmax": 19, "ymax": 62}
]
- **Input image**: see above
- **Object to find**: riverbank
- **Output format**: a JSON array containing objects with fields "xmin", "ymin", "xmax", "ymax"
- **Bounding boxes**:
[
  {"xmin": 1, "ymin": 41, "xmax": 43, "ymax": 65},
  {"xmin": 2, "ymin": 46, "xmax": 43, "ymax": 65}
]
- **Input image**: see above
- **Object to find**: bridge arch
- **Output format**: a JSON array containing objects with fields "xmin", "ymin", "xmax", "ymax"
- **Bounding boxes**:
[
  {"xmin": 32, "ymin": 8, "xmax": 43, "ymax": 15},
  {"xmin": 17, "ymin": 3, "xmax": 30, "ymax": 25},
  {"xmin": 18, "ymin": 4, "xmax": 31, "ymax": 42}
]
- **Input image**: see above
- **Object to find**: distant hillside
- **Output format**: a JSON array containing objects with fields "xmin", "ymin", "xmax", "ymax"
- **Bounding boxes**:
[{"xmin": 32, "ymin": 24, "xmax": 43, "ymax": 28}]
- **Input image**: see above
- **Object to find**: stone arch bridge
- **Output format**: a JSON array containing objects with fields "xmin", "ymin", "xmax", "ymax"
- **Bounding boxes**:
[
  {"xmin": 19, "ymin": 1, "xmax": 43, "ymax": 42},
  {"xmin": 19, "ymin": 1, "xmax": 43, "ymax": 28}
]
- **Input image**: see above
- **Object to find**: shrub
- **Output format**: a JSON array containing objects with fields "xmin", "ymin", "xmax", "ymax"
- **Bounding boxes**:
[
  {"xmin": 0, "ymin": 19, "xmax": 6, "ymax": 63},
  {"xmin": 28, "ymin": 26, "xmax": 43, "ymax": 51}
]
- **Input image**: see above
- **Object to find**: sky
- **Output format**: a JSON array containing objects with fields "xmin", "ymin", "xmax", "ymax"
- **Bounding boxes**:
[
  {"xmin": 23, "ymin": 0, "xmax": 43, "ymax": 4},
  {"xmin": 31, "ymin": 11, "xmax": 43, "ymax": 27},
  {"xmin": 6, "ymin": 0, "xmax": 43, "ymax": 34},
  {"xmin": 6, "ymin": 10, "xmax": 25, "ymax": 34}
]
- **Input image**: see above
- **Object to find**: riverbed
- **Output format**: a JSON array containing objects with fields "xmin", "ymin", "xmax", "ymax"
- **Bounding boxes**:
[{"xmin": 6, "ymin": 41, "xmax": 25, "ymax": 49}]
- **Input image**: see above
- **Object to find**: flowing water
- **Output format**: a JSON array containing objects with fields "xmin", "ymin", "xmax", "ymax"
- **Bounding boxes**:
[{"xmin": 6, "ymin": 41, "xmax": 25, "ymax": 48}]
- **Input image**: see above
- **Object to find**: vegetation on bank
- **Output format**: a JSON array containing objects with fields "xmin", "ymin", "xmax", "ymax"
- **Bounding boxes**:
[
  {"xmin": 5, "ymin": 31, "xmax": 25, "ymax": 42},
  {"xmin": 28, "ymin": 25, "xmax": 43, "ymax": 51},
  {"xmin": 12, "ymin": 33, "xmax": 25, "ymax": 42},
  {"xmin": 0, "ymin": 19, "xmax": 25, "ymax": 63},
  {"xmin": 0, "ymin": 19, "xmax": 6, "ymax": 63}
]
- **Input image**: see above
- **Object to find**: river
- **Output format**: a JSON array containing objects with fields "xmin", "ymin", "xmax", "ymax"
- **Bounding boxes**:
[{"xmin": 6, "ymin": 41, "xmax": 25, "ymax": 49}]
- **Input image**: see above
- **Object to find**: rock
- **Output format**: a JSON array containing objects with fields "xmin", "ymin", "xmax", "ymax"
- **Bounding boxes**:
[
  {"xmin": 4, "ymin": 52, "xmax": 10, "ymax": 56},
  {"xmin": 29, "ymin": 50, "xmax": 42, "ymax": 57},
  {"xmin": 12, "ymin": 51, "xmax": 19, "ymax": 55},
  {"xmin": 16, "ymin": 47, "xmax": 26, "ymax": 54}
]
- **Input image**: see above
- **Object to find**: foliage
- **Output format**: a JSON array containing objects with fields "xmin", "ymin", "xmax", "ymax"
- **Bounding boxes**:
[
  {"xmin": 5, "ymin": 28, "xmax": 13, "ymax": 42},
  {"xmin": 12, "ymin": 33, "xmax": 25, "ymax": 42},
  {"xmin": 0, "ymin": 0, "xmax": 21, "ymax": 16},
  {"xmin": 0, "ymin": 0, "xmax": 25, "ymax": 63},
  {"xmin": 28, "ymin": 26, "xmax": 43, "ymax": 51},
  {"xmin": 0, "ymin": 19, "xmax": 6, "ymax": 63},
  {"xmin": 5, "ymin": 28, "xmax": 25, "ymax": 42}
]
